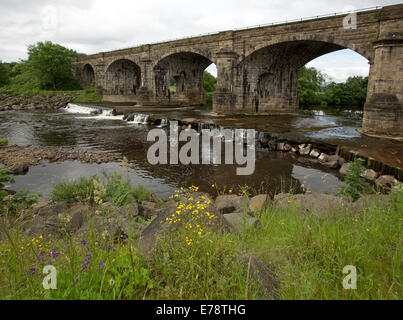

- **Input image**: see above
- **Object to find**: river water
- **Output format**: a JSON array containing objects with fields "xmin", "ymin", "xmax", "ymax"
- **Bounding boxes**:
[{"xmin": 1, "ymin": 103, "xmax": 400, "ymax": 200}]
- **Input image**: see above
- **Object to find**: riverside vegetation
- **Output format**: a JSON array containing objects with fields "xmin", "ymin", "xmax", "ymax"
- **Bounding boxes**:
[{"xmin": 0, "ymin": 157, "xmax": 401, "ymax": 300}]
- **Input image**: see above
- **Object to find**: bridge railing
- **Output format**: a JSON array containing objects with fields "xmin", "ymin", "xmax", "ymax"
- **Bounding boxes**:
[{"xmin": 86, "ymin": 6, "xmax": 382, "ymax": 56}]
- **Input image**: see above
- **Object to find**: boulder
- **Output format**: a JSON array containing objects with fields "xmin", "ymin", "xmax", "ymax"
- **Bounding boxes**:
[
  {"xmin": 274, "ymin": 192, "xmax": 351, "ymax": 218},
  {"xmin": 215, "ymin": 194, "xmax": 246, "ymax": 214},
  {"xmin": 277, "ymin": 142, "xmax": 285, "ymax": 151},
  {"xmin": 309, "ymin": 149, "xmax": 320, "ymax": 158},
  {"xmin": 249, "ymin": 194, "xmax": 270, "ymax": 212},
  {"xmin": 299, "ymin": 144, "xmax": 311, "ymax": 156},
  {"xmin": 318, "ymin": 153, "xmax": 329, "ymax": 162},
  {"xmin": 360, "ymin": 169, "xmax": 379, "ymax": 180},
  {"xmin": 114, "ymin": 203, "xmax": 140, "ymax": 218},
  {"xmin": 138, "ymin": 201, "xmax": 231, "ymax": 254},
  {"xmin": 339, "ymin": 163, "xmax": 351, "ymax": 175},
  {"xmin": 273, "ymin": 193, "xmax": 293, "ymax": 202},
  {"xmin": 77, "ymin": 205, "xmax": 145, "ymax": 241},
  {"xmin": 9, "ymin": 163, "xmax": 29, "ymax": 175},
  {"xmin": 223, "ymin": 212, "xmax": 261, "ymax": 232},
  {"xmin": 322, "ymin": 160, "xmax": 340, "ymax": 169},
  {"xmin": 283, "ymin": 144, "xmax": 292, "ymax": 152},
  {"xmin": 138, "ymin": 201, "xmax": 157, "ymax": 219},
  {"xmin": 23, "ymin": 203, "xmax": 90, "ymax": 236},
  {"xmin": 239, "ymin": 255, "xmax": 279, "ymax": 299},
  {"xmin": 376, "ymin": 175, "xmax": 399, "ymax": 189},
  {"xmin": 267, "ymin": 140, "xmax": 277, "ymax": 151}
]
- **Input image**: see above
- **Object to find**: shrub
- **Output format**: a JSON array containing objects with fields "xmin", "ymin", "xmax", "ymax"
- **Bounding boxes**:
[
  {"xmin": 339, "ymin": 158, "xmax": 375, "ymax": 201},
  {"xmin": 50, "ymin": 176, "xmax": 98, "ymax": 204},
  {"xmin": 50, "ymin": 173, "xmax": 150, "ymax": 207}
]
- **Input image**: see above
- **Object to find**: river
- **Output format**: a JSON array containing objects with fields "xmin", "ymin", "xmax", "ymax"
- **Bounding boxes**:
[{"xmin": 1, "ymin": 103, "xmax": 400, "ymax": 200}]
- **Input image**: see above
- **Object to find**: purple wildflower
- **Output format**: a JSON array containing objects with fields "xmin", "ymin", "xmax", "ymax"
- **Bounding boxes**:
[
  {"xmin": 81, "ymin": 239, "xmax": 86, "ymax": 246},
  {"xmin": 38, "ymin": 250, "xmax": 46, "ymax": 260},
  {"xmin": 30, "ymin": 267, "xmax": 37, "ymax": 275},
  {"xmin": 49, "ymin": 249, "xmax": 60, "ymax": 259},
  {"xmin": 99, "ymin": 262, "xmax": 105, "ymax": 269}
]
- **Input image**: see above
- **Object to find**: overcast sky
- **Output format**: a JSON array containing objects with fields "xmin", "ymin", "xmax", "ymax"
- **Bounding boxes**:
[{"xmin": 0, "ymin": 0, "xmax": 401, "ymax": 82}]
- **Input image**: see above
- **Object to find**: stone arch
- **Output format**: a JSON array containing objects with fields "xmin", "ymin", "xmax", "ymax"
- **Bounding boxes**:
[
  {"xmin": 242, "ymin": 35, "xmax": 372, "ymax": 63},
  {"xmin": 236, "ymin": 39, "xmax": 370, "ymax": 112},
  {"xmin": 105, "ymin": 59, "xmax": 141, "ymax": 95},
  {"xmin": 153, "ymin": 51, "xmax": 214, "ymax": 105},
  {"xmin": 81, "ymin": 64, "xmax": 95, "ymax": 88}
]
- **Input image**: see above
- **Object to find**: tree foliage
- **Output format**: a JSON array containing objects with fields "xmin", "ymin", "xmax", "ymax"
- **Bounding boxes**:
[
  {"xmin": 27, "ymin": 41, "xmax": 80, "ymax": 90},
  {"xmin": 203, "ymin": 71, "xmax": 217, "ymax": 93},
  {"xmin": 298, "ymin": 66, "xmax": 368, "ymax": 107},
  {"xmin": 0, "ymin": 62, "xmax": 10, "ymax": 87}
]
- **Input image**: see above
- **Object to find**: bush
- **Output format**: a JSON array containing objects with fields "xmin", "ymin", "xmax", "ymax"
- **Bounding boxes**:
[
  {"xmin": 50, "ymin": 175, "xmax": 97, "ymax": 204},
  {"xmin": 50, "ymin": 173, "xmax": 150, "ymax": 207},
  {"xmin": 339, "ymin": 158, "xmax": 375, "ymax": 201}
]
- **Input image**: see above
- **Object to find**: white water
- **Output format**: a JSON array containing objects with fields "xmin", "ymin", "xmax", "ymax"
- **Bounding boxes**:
[
  {"xmin": 128, "ymin": 113, "xmax": 150, "ymax": 124},
  {"xmin": 157, "ymin": 118, "xmax": 168, "ymax": 128},
  {"xmin": 63, "ymin": 103, "xmax": 123, "ymax": 120},
  {"xmin": 63, "ymin": 103, "xmax": 98, "ymax": 114}
]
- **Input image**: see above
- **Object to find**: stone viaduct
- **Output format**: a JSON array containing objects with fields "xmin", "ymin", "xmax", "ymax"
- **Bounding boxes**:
[{"xmin": 74, "ymin": 4, "xmax": 403, "ymax": 137}]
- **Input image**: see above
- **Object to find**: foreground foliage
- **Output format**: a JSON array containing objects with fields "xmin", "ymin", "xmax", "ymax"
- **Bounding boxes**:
[{"xmin": 0, "ymin": 181, "xmax": 401, "ymax": 299}]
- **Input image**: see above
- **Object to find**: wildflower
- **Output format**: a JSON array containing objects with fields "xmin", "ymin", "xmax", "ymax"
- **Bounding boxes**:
[
  {"xmin": 30, "ymin": 267, "xmax": 37, "ymax": 275},
  {"xmin": 99, "ymin": 262, "xmax": 105, "ymax": 269},
  {"xmin": 366, "ymin": 228, "xmax": 370, "ymax": 232},
  {"xmin": 49, "ymin": 249, "xmax": 60, "ymax": 259}
]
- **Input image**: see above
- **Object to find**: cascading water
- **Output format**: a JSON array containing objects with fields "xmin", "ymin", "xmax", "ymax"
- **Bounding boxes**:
[
  {"xmin": 126, "ymin": 113, "xmax": 150, "ymax": 124},
  {"xmin": 63, "ymin": 103, "xmax": 122, "ymax": 120},
  {"xmin": 157, "ymin": 117, "xmax": 168, "ymax": 128},
  {"xmin": 63, "ymin": 103, "xmax": 99, "ymax": 114}
]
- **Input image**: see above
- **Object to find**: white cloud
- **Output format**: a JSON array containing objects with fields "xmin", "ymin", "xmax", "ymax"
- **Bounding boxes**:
[{"xmin": 0, "ymin": 0, "xmax": 400, "ymax": 81}]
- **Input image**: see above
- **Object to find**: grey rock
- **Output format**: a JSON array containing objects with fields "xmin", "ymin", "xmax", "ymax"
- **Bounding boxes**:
[
  {"xmin": 318, "ymin": 153, "xmax": 329, "ymax": 162},
  {"xmin": 339, "ymin": 163, "xmax": 351, "ymax": 175},
  {"xmin": 309, "ymin": 149, "xmax": 320, "ymax": 158},
  {"xmin": 249, "ymin": 194, "xmax": 270, "ymax": 212},
  {"xmin": 274, "ymin": 192, "xmax": 351, "ymax": 218},
  {"xmin": 239, "ymin": 255, "xmax": 279, "ymax": 299},
  {"xmin": 215, "ymin": 194, "xmax": 246, "ymax": 214},
  {"xmin": 376, "ymin": 175, "xmax": 399, "ymax": 189},
  {"xmin": 360, "ymin": 169, "xmax": 379, "ymax": 180},
  {"xmin": 223, "ymin": 212, "xmax": 261, "ymax": 232}
]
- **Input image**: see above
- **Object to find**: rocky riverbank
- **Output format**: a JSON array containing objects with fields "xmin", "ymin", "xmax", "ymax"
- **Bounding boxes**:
[
  {"xmin": 0, "ymin": 93, "xmax": 75, "ymax": 111},
  {"xmin": 0, "ymin": 145, "xmax": 121, "ymax": 174}
]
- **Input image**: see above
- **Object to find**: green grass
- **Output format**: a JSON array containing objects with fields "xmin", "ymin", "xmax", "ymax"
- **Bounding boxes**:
[{"xmin": 0, "ymin": 184, "xmax": 401, "ymax": 299}]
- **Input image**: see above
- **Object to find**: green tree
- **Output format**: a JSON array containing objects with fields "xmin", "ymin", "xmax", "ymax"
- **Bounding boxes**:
[
  {"xmin": 0, "ymin": 62, "xmax": 10, "ymax": 87},
  {"xmin": 27, "ymin": 41, "xmax": 79, "ymax": 90},
  {"xmin": 297, "ymin": 66, "xmax": 326, "ymax": 105},
  {"xmin": 203, "ymin": 70, "xmax": 217, "ymax": 93}
]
